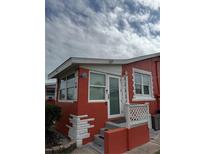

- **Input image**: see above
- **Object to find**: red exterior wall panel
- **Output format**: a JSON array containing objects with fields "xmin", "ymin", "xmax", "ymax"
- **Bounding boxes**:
[
  {"xmin": 127, "ymin": 123, "xmax": 150, "ymax": 150},
  {"xmin": 54, "ymin": 102, "xmax": 77, "ymax": 136},
  {"xmin": 46, "ymin": 99, "xmax": 55, "ymax": 104},
  {"xmin": 122, "ymin": 56, "xmax": 160, "ymax": 114},
  {"xmin": 104, "ymin": 124, "xmax": 150, "ymax": 153},
  {"xmin": 104, "ymin": 128, "xmax": 128, "ymax": 154}
]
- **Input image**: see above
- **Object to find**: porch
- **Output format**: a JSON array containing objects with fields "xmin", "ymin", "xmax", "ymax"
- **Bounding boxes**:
[{"xmin": 87, "ymin": 103, "xmax": 153, "ymax": 154}]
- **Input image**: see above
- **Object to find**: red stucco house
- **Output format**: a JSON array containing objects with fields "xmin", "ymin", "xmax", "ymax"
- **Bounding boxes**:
[{"xmin": 48, "ymin": 52, "xmax": 160, "ymax": 153}]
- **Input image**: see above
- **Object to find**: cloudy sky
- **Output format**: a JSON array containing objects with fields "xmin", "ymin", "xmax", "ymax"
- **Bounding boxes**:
[{"xmin": 45, "ymin": 0, "xmax": 160, "ymax": 81}]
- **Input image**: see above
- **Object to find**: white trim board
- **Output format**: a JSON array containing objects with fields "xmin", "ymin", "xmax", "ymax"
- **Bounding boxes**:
[{"xmin": 81, "ymin": 64, "xmax": 122, "ymax": 76}]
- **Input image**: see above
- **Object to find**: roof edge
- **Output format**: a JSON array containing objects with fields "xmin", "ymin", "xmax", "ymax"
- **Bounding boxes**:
[{"xmin": 48, "ymin": 52, "xmax": 160, "ymax": 79}]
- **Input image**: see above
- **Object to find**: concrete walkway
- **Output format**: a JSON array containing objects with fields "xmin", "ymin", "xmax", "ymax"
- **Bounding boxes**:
[
  {"xmin": 70, "ymin": 144, "xmax": 99, "ymax": 154},
  {"xmin": 124, "ymin": 130, "xmax": 160, "ymax": 154},
  {"xmin": 71, "ymin": 130, "xmax": 160, "ymax": 154}
]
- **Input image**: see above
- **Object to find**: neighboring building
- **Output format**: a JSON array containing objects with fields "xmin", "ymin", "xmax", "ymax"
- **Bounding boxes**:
[
  {"xmin": 48, "ymin": 53, "xmax": 160, "ymax": 153},
  {"xmin": 45, "ymin": 82, "xmax": 56, "ymax": 104}
]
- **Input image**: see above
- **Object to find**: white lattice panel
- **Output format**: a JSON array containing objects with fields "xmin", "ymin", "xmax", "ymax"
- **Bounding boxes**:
[{"xmin": 125, "ymin": 104, "xmax": 150, "ymax": 128}]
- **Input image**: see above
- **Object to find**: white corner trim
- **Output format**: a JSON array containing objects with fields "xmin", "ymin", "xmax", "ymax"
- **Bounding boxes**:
[
  {"xmin": 125, "ymin": 75, "xmax": 129, "ymax": 104},
  {"xmin": 68, "ymin": 114, "xmax": 95, "ymax": 147}
]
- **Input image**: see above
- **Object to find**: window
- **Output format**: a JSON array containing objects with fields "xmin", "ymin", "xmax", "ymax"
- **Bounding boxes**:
[
  {"xmin": 59, "ymin": 77, "xmax": 66, "ymax": 100},
  {"xmin": 67, "ymin": 74, "xmax": 75, "ymax": 100},
  {"xmin": 89, "ymin": 72, "xmax": 106, "ymax": 101},
  {"xmin": 133, "ymin": 69, "xmax": 154, "ymax": 100},
  {"xmin": 59, "ymin": 74, "xmax": 76, "ymax": 101}
]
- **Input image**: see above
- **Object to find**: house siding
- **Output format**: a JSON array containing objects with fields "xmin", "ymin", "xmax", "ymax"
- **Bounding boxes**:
[
  {"xmin": 122, "ymin": 56, "xmax": 160, "ymax": 114},
  {"xmin": 77, "ymin": 67, "xmax": 108, "ymax": 144}
]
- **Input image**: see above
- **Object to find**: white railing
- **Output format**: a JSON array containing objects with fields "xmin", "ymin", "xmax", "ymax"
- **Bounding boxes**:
[{"xmin": 125, "ymin": 103, "xmax": 152, "ymax": 129}]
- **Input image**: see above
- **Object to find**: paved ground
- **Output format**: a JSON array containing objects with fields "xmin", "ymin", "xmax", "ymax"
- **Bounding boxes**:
[
  {"xmin": 124, "ymin": 130, "xmax": 160, "ymax": 154},
  {"xmin": 124, "ymin": 136, "xmax": 160, "ymax": 154},
  {"xmin": 71, "ymin": 130, "xmax": 160, "ymax": 154},
  {"xmin": 70, "ymin": 144, "xmax": 99, "ymax": 154}
]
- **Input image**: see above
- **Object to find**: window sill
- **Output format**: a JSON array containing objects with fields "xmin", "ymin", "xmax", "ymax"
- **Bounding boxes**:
[
  {"xmin": 58, "ymin": 100, "xmax": 76, "ymax": 103},
  {"xmin": 132, "ymin": 96, "xmax": 155, "ymax": 101},
  {"xmin": 88, "ymin": 100, "xmax": 107, "ymax": 103}
]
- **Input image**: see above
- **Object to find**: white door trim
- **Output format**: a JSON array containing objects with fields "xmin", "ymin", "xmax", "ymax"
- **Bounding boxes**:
[{"xmin": 108, "ymin": 75, "xmax": 123, "ymax": 119}]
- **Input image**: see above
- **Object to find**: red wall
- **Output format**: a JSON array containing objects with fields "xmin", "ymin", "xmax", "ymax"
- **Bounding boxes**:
[
  {"xmin": 46, "ymin": 99, "xmax": 55, "ymax": 104},
  {"xmin": 122, "ymin": 56, "xmax": 160, "ymax": 114},
  {"xmin": 127, "ymin": 124, "xmax": 150, "ymax": 150},
  {"xmin": 53, "ymin": 67, "xmax": 108, "ymax": 143},
  {"xmin": 104, "ymin": 124, "xmax": 149, "ymax": 154},
  {"xmin": 77, "ymin": 67, "xmax": 108, "ymax": 144},
  {"xmin": 104, "ymin": 128, "xmax": 128, "ymax": 154}
]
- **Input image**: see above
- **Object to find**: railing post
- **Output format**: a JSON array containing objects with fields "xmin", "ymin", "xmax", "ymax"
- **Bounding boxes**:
[
  {"xmin": 125, "ymin": 103, "xmax": 131, "ymax": 128},
  {"xmin": 145, "ymin": 102, "xmax": 152, "ymax": 129}
]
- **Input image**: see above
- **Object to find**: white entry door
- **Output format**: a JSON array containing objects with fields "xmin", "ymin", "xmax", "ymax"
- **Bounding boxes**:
[{"xmin": 108, "ymin": 75, "xmax": 122, "ymax": 118}]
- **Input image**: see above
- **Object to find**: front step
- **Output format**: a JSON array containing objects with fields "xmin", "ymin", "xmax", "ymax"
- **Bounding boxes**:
[
  {"xmin": 91, "ymin": 127, "xmax": 110, "ymax": 153},
  {"xmin": 89, "ymin": 142, "xmax": 104, "ymax": 154},
  {"xmin": 105, "ymin": 121, "xmax": 121, "ymax": 129},
  {"xmin": 90, "ymin": 123, "xmax": 121, "ymax": 153},
  {"xmin": 94, "ymin": 134, "xmax": 104, "ymax": 147},
  {"xmin": 100, "ymin": 128, "xmax": 109, "ymax": 137}
]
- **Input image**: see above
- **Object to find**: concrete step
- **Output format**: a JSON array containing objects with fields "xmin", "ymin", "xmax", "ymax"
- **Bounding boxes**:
[
  {"xmin": 88, "ymin": 142, "xmax": 104, "ymax": 154},
  {"xmin": 94, "ymin": 134, "xmax": 104, "ymax": 148},
  {"xmin": 105, "ymin": 121, "xmax": 121, "ymax": 129},
  {"xmin": 100, "ymin": 128, "xmax": 109, "ymax": 137}
]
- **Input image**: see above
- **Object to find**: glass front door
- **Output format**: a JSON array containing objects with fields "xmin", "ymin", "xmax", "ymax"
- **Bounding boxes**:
[{"xmin": 108, "ymin": 76, "xmax": 121, "ymax": 118}]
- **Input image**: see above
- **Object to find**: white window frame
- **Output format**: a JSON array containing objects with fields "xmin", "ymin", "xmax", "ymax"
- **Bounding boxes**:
[
  {"xmin": 132, "ymin": 68, "xmax": 155, "ymax": 101},
  {"xmin": 58, "ymin": 71, "xmax": 78, "ymax": 103},
  {"xmin": 88, "ymin": 71, "xmax": 107, "ymax": 103}
]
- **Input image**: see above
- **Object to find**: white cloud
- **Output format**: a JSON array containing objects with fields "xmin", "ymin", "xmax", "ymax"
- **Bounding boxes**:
[
  {"xmin": 134, "ymin": 0, "xmax": 160, "ymax": 10},
  {"xmin": 46, "ymin": 0, "xmax": 160, "ymax": 79}
]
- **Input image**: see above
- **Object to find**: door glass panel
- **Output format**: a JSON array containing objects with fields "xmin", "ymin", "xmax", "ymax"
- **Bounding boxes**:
[{"xmin": 109, "ymin": 77, "xmax": 120, "ymax": 115}]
